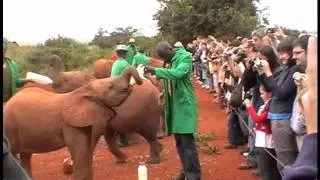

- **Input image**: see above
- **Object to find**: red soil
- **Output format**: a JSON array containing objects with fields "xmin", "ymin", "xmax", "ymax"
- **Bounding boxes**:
[{"xmin": 31, "ymin": 80, "xmax": 258, "ymax": 180}]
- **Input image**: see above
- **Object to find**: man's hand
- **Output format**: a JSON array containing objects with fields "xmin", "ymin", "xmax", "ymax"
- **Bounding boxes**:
[{"xmin": 144, "ymin": 65, "xmax": 156, "ymax": 75}]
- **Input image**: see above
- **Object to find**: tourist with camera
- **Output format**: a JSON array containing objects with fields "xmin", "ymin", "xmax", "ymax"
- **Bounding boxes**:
[
  {"xmin": 243, "ymin": 84, "xmax": 281, "ymax": 180},
  {"xmin": 256, "ymin": 39, "xmax": 305, "ymax": 172}
]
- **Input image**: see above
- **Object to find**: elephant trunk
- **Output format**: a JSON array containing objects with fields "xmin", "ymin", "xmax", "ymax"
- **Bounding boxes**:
[
  {"xmin": 120, "ymin": 66, "xmax": 143, "ymax": 85},
  {"xmin": 49, "ymin": 55, "xmax": 65, "ymax": 77}
]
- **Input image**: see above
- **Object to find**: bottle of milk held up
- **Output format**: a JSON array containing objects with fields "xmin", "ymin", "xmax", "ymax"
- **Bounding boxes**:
[{"xmin": 138, "ymin": 163, "xmax": 148, "ymax": 180}]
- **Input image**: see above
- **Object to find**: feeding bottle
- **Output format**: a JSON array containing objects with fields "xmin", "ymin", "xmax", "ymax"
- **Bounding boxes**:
[{"xmin": 138, "ymin": 163, "xmax": 148, "ymax": 180}]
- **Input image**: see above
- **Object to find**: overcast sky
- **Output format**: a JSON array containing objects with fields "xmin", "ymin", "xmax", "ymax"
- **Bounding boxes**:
[{"xmin": 3, "ymin": 0, "xmax": 317, "ymax": 45}]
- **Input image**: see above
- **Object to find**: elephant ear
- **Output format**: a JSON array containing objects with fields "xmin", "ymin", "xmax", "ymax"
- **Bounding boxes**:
[{"xmin": 61, "ymin": 96, "xmax": 115, "ymax": 128}]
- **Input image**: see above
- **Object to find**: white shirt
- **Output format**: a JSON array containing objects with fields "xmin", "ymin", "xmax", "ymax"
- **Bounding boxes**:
[{"xmin": 255, "ymin": 101, "xmax": 274, "ymax": 149}]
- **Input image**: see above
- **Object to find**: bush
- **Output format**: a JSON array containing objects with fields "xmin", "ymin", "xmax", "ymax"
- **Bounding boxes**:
[{"xmin": 6, "ymin": 42, "xmax": 113, "ymax": 77}]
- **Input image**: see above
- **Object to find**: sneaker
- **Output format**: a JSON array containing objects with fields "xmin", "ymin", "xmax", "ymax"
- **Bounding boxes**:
[
  {"xmin": 201, "ymin": 84, "xmax": 207, "ymax": 88},
  {"xmin": 196, "ymin": 77, "xmax": 200, "ymax": 80},
  {"xmin": 224, "ymin": 143, "xmax": 238, "ymax": 149},
  {"xmin": 238, "ymin": 161, "xmax": 257, "ymax": 170},
  {"xmin": 242, "ymin": 152, "xmax": 249, "ymax": 157},
  {"xmin": 251, "ymin": 169, "xmax": 260, "ymax": 177},
  {"xmin": 240, "ymin": 147, "xmax": 250, "ymax": 155}
]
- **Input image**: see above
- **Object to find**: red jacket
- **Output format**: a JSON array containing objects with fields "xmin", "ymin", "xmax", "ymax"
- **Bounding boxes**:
[{"xmin": 247, "ymin": 102, "xmax": 272, "ymax": 134}]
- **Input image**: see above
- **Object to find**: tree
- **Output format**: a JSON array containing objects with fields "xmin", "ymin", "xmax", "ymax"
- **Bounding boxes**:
[
  {"xmin": 154, "ymin": 0, "xmax": 262, "ymax": 43},
  {"xmin": 90, "ymin": 26, "xmax": 141, "ymax": 49}
]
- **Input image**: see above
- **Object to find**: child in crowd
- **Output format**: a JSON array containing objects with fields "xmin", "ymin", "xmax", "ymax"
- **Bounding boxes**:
[{"xmin": 244, "ymin": 84, "xmax": 281, "ymax": 180}]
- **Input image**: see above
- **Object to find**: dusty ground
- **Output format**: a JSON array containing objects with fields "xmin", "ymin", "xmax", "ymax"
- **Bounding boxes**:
[{"xmin": 31, "ymin": 80, "xmax": 258, "ymax": 180}]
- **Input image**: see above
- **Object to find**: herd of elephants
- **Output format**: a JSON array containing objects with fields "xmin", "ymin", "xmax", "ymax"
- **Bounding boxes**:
[{"xmin": 3, "ymin": 56, "xmax": 166, "ymax": 180}]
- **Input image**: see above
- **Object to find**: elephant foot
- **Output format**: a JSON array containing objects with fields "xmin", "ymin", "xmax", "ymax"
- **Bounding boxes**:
[{"xmin": 146, "ymin": 156, "xmax": 160, "ymax": 164}]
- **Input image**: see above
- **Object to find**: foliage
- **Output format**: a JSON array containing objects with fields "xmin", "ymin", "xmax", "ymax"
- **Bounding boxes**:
[
  {"xmin": 90, "ymin": 26, "xmax": 141, "ymax": 49},
  {"xmin": 6, "ymin": 36, "xmax": 113, "ymax": 77},
  {"xmin": 154, "ymin": 0, "xmax": 262, "ymax": 43},
  {"xmin": 194, "ymin": 132, "xmax": 220, "ymax": 156},
  {"xmin": 283, "ymin": 28, "xmax": 305, "ymax": 38},
  {"xmin": 194, "ymin": 132, "xmax": 217, "ymax": 143}
]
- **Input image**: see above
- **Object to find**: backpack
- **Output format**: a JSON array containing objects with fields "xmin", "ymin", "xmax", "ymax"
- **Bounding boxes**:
[{"xmin": 230, "ymin": 79, "xmax": 243, "ymax": 108}]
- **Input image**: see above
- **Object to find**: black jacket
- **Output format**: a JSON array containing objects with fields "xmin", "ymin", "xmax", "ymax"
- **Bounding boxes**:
[{"xmin": 259, "ymin": 65, "xmax": 305, "ymax": 116}]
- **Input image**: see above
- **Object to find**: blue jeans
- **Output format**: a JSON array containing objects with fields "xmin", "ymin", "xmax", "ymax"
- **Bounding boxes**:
[
  {"xmin": 3, "ymin": 134, "xmax": 31, "ymax": 180},
  {"xmin": 174, "ymin": 134, "xmax": 201, "ymax": 180}
]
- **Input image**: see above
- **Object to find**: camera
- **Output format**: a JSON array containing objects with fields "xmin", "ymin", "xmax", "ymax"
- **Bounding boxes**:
[
  {"xmin": 234, "ymin": 50, "xmax": 247, "ymax": 64},
  {"xmin": 248, "ymin": 57, "xmax": 263, "ymax": 70},
  {"xmin": 244, "ymin": 91, "xmax": 253, "ymax": 100}
]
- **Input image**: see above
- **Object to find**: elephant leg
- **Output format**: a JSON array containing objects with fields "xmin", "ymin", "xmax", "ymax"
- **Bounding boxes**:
[
  {"xmin": 103, "ymin": 128, "xmax": 127, "ymax": 163},
  {"xmin": 20, "ymin": 153, "xmax": 33, "ymax": 178},
  {"xmin": 64, "ymin": 126, "xmax": 93, "ymax": 180},
  {"xmin": 140, "ymin": 131, "xmax": 161, "ymax": 164}
]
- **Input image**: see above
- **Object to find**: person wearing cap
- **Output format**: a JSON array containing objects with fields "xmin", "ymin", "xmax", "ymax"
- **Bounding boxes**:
[
  {"xmin": 144, "ymin": 41, "xmax": 201, "ymax": 180},
  {"xmin": 3, "ymin": 42, "xmax": 31, "ymax": 180},
  {"xmin": 111, "ymin": 44, "xmax": 130, "ymax": 77},
  {"xmin": 126, "ymin": 38, "xmax": 137, "ymax": 65},
  {"xmin": 174, "ymin": 41, "xmax": 184, "ymax": 50},
  {"xmin": 132, "ymin": 48, "xmax": 150, "ymax": 68},
  {"xmin": 110, "ymin": 44, "xmax": 133, "ymax": 147}
]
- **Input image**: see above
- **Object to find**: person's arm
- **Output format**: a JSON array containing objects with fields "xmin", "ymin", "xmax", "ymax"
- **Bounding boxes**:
[
  {"xmin": 10, "ymin": 60, "xmax": 27, "ymax": 87},
  {"xmin": 132, "ymin": 55, "xmax": 138, "ymax": 67},
  {"xmin": 304, "ymin": 36, "xmax": 317, "ymax": 134},
  {"xmin": 155, "ymin": 54, "xmax": 191, "ymax": 80},
  {"xmin": 261, "ymin": 67, "xmax": 303, "ymax": 100},
  {"xmin": 247, "ymin": 106, "xmax": 269, "ymax": 123}
]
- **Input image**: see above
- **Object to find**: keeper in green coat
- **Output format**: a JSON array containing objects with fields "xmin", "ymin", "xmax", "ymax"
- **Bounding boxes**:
[
  {"xmin": 111, "ymin": 44, "xmax": 130, "ymax": 77},
  {"xmin": 110, "ymin": 44, "xmax": 135, "ymax": 147},
  {"xmin": 3, "ymin": 42, "xmax": 31, "ymax": 180},
  {"xmin": 3, "ymin": 44, "xmax": 29, "ymax": 103},
  {"xmin": 132, "ymin": 49, "xmax": 150, "ymax": 68},
  {"xmin": 144, "ymin": 41, "xmax": 201, "ymax": 180},
  {"xmin": 126, "ymin": 38, "xmax": 137, "ymax": 65}
]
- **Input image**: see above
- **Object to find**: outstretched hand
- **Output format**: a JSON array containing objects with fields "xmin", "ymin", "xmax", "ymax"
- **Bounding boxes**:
[
  {"xmin": 304, "ymin": 36, "xmax": 317, "ymax": 134},
  {"xmin": 144, "ymin": 65, "xmax": 156, "ymax": 75}
]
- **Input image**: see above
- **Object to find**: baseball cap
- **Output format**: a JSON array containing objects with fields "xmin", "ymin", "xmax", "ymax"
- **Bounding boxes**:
[{"xmin": 116, "ymin": 44, "xmax": 128, "ymax": 51}]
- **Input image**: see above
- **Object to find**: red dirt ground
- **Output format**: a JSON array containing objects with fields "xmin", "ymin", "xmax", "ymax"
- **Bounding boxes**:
[{"xmin": 31, "ymin": 80, "xmax": 258, "ymax": 180}]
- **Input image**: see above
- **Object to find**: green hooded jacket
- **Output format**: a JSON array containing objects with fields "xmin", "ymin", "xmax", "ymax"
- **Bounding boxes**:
[
  {"xmin": 110, "ymin": 58, "xmax": 130, "ymax": 77},
  {"xmin": 3, "ymin": 58, "xmax": 26, "ymax": 103},
  {"xmin": 154, "ymin": 48, "xmax": 198, "ymax": 134},
  {"xmin": 132, "ymin": 52, "xmax": 150, "ymax": 67},
  {"xmin": 126, "ymin": 44, "xmax": 137, "ymax": 65}
]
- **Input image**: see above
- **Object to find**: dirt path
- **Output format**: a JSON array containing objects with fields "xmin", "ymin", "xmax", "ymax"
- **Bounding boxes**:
[{"xmin": 31, "ymin": 80, "xmax": 258, "ymax": 180}]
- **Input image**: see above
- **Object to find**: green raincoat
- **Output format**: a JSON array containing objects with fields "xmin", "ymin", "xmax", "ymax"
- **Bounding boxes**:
[
  {"xmin": 126, "ymin": 44, "xmax": 137, "ymax": 65},
  {"xmin": 132, "ymin": 52, "xmax": 150, "ymax": 67},
  {"xmin": 154, "ymin": 48, "xmax": 198, "ymax": 134},
  {"xmin": 110, "ymin": 58, "xmax": 130, "ymax": 77},
  {"xmin": 3, "ymin": 58, "xmax": 26, "ymax": 103}
]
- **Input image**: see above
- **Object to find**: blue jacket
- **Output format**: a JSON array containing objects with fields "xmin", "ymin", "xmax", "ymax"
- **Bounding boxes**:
[{"xmin": 282, "ymin": 133, "xmax": 317, "ymax": 180}]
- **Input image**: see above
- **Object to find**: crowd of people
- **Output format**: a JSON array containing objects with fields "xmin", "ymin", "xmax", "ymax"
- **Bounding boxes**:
[
  {"xmin": 3, "ymin": 25, "xmax": 317, "ymax": 180},
  {"xmin": 182, "ymin": 26, "xmax": 317, "ymax": 180}
]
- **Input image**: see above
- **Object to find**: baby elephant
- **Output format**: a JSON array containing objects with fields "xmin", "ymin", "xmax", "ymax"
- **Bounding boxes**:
[{"xmin": 4, "ymin": 66, "xmax": 142, "ymax": 180}]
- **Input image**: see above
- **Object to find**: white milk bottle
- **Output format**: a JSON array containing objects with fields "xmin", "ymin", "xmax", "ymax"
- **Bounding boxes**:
[{"xmin": 138, "ymin": 163, "xmax": 148, "ymax": 180}]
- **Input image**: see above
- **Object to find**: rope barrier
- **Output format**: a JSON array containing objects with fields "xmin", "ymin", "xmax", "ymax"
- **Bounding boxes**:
[{"xmin": 217, "ymin": 84, "xmax": 287, "ymax": 169}]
